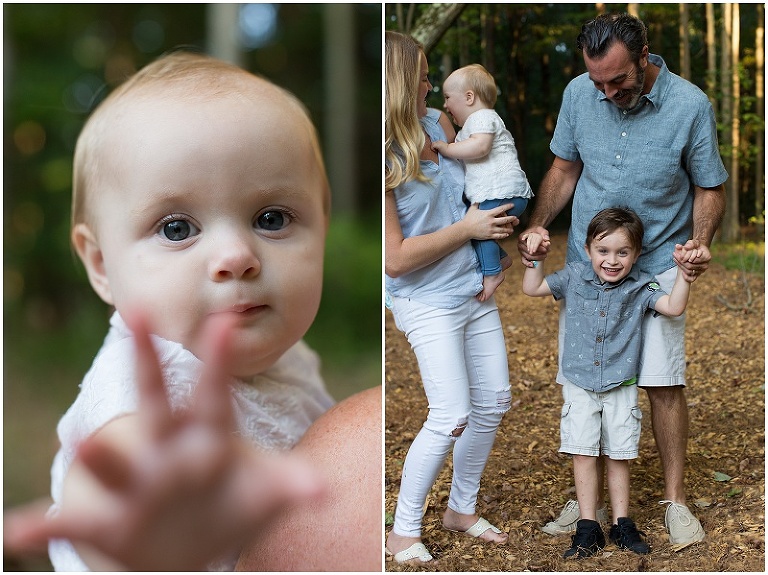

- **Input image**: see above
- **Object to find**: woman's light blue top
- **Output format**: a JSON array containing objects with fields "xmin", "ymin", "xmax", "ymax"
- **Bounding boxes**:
[{"xmin": 385, "ymin": 108, "xmax": 482, "ymax": 308}]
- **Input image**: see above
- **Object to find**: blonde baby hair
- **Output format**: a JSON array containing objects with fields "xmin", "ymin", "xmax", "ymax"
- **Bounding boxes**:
[
  {"xmin": 71, "ymin": 50, "xmax": 330, "ymax": 232},
  {"xmin": 452, "ymin": 63, "xmax": 497, "ymax": 108}
]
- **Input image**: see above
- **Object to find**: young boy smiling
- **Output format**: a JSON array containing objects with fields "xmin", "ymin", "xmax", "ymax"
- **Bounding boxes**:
[{"xmin": 522, "ymin": 207, "xmax": 699, "ymax": 559}]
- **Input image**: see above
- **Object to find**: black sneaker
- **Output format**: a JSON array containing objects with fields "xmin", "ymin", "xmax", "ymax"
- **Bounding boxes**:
[
  {"xmin": 563, "ymin": 519, "xmax": 606, "ymax": 558},
  {"xmin": 609, "ymin": 517, "xmax": 650, "ymax": 554}
]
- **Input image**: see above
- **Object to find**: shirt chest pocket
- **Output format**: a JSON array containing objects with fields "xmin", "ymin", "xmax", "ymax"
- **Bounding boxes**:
[{"xmin": 572, "ymin": 285, "xmax": 599, "ymax": 315}]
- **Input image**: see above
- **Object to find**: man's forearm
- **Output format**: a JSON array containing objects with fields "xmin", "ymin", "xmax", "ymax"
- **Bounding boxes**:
[
  {"xmin": 692, "ymin": 184, "xmax": 726, "ymax": 246},
  {"xmin": 529, "ymin": 158, "xmax": 582, "ymax": 228}
]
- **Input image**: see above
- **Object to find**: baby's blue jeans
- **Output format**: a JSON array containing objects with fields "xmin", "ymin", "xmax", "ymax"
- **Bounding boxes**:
[{"xmin": 473, "ymin": 197, "xmax": 529, "ymax": 275}]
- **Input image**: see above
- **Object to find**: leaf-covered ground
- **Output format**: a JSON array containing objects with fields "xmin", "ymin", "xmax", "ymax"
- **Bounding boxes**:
[{"xmin": 385, "ymin": 233, "xmax": 764, "ymax": 572}]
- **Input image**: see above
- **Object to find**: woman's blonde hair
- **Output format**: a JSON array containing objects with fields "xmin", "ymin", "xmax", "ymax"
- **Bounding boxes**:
[
  {"xmin": 72, "ymin": 50, "xmax": 330, "ymax": 229},
  {"xmin": 385, "ymin": 31, "xmax": 428, "ymax": 193}
]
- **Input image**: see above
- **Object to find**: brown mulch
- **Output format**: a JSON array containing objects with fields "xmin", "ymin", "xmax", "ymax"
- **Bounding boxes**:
[{"xmin": 385, "ymin": 233, "xmax": 765, "ymax": 572}]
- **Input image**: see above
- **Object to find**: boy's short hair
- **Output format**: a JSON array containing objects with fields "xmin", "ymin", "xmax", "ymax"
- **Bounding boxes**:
[
  {"xmin": 457, "ymin": 64, "xmax": 497, "ymax": 108},
  {"xmin": 586, "ymin": 207, "xmax": 644, "ymax": 251},
  {"xmin": 72, "ymin": 50, "xmax": 330, "ymax": 229}
]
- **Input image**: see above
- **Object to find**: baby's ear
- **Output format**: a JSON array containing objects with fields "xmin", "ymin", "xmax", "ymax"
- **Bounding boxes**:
[{"xmin": 72, "ymin": 223, "xmax": 114, "ymax": 305}]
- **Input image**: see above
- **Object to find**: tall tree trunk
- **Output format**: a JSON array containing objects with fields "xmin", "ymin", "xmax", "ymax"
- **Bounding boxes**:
[
  {"xmin": 755, "ymin": 4, "xmax": 765, "ymax": 219},
  {"xmin": 481, "ymin": 4, "xmax": 496, "ymax": 75},
  {"xmin": 679, "ymin": 3, "xmax": 691, "ymax": 79},
  {"xmin": 457, "ymin": 14, "xmax": 469, "ymax": 67},
  {"xmin": 323, "ymin": 4, "xmax": 356, "ymax": 215},
  {"xmin": 721, "ymin": 4, "xmax": 740, "ymax": 242},
  {"xmin": 705, "ymin": 3, "xmax": 718, "ymax": 115},
  {"xmin": 206, "ymin": 4, "xmax": 242, "ymax": 66},
  {"xmin": 627, "ymin": 4, "xmax": 639, "ymax": 18},
  {"xmin": 728, "ymin": 3, "xmax": 740, "ymax": 241}
]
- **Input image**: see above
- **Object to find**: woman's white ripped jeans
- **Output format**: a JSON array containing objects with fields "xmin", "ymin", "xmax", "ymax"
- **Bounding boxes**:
[{"xmin": 389, "ymin": 295, "xmax": 511, "ymax": 536}]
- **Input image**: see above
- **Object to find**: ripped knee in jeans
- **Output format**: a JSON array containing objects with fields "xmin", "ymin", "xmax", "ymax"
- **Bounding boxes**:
[
  {"xmin": 451, "ymin": 417, "xmax": 468, "ymax": 437},
  {"xmin": 495, "ymin": 387, "xmax": 512, "ymax": 414}
]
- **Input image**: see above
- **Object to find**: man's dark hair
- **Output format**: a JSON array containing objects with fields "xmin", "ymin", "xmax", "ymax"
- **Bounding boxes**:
[{"xmin": 576, "ymin": 13, "xmax": 648, "ymax": 62}]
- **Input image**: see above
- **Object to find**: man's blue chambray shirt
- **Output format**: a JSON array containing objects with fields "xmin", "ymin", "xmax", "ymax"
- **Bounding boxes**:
[
  {"xmin": 551, "ymin": 54, "xmax": 728, "ymax": 276},
  {"xmin": 547, "ymin": 262, "xmax": 666, "ymax": 392},
  {"xmin": 385, "ymin": 108, "xmax": 483, "ymax": 308}
]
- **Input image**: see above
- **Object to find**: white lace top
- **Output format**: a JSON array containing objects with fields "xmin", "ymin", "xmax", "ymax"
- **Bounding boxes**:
[
  {"xmin": 456, "ymin": 108, "xmax": 533, "ymax": 203},
  {"xmin": 48, "ymin": 312, "xmax": 335, "ymax": 571}
]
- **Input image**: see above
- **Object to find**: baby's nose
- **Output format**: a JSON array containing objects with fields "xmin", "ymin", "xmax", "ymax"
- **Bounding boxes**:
[{"xmin": 208, "ymin": 233, "xmax": 260, "ymax": 281}]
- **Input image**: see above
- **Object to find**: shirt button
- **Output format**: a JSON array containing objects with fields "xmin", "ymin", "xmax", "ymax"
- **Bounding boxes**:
[
  {"xmin": 621, "ymin": 131, "xmax": 627, "ymax": 137},
  {"xmin": 594, "ymin": 360, "xmax": 600, "ymax": 366},
  {"xmin": 615, "ymin": 154, "xmax": 621, "ymax": 160},
  {"xmin": 596, "ymin": 336, "xmax": 603, "ymax": 343},
  {"xmin": 600, "ymin": 311, "xmax": 607, "ymax": 317}
]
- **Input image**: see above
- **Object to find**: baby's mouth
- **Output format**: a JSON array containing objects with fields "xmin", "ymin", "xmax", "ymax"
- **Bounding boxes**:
[{"xmin": 212, "ymin": 304, "xmax": 266, "ymax": 319}]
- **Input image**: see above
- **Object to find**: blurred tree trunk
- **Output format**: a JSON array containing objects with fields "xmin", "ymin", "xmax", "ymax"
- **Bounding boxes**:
[
  {"xmin": 755, "ymin": 4, "xmax": 764, "ymax": 219},
  {"xmin": 440, "ymin": 52, "xmax": 452, "ymax": 86},
  {"xmin": 728, "ymin": 3, "xmax": 740, "ymax": 241},
  {"xmin": 324, "ymin": 4, "xmax": 356, "ymax": 215},
  {"xmin": 457, "ymin": 13, "xmax": 469, "ymax": 67},
  {"xmin": 502, "ymin": 7, "xmax": 526, "ymax": 160},
  {"xmin": 679, "ymin": 3, "xmax": 691, "ymax": 79},
  {"xmin": 720, "ymin": 3, "xmax": 739, "ymax": 242},
  {"xmin": 627, "ymin": 4, "xmax": 639, "ymax": 17},
  {"xmin": 206, "ymin": 4, "xmax": 242, "ymax": 66},
  {"xmin": 481, "ymin": 4, "xmax": 496, "ymax": 75},
  {"xmin": 705, "ymin": 3, "xmax": 718, "ymax": 115},
  {"xmin": 395, "ymin": 3, "xmax": 417, "ymax": 34}
]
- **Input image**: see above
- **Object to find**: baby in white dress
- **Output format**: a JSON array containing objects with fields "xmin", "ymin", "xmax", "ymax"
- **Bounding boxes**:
[
  {"xmin": 46, "ymin": 50, "xmax": 335, "ymax": 571},
  {"xmin": 432, "ymin": 64, "xmax": 533, "ymax": 302}
]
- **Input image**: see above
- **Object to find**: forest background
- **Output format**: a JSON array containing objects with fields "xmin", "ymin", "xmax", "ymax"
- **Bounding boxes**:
[
  {"xmin": 4, "ymin": 5, "xmax": 381, "ymax": 571},
  {"xmin": 386, "ymin": 2, "xmax": 765, "ymax": 239}
]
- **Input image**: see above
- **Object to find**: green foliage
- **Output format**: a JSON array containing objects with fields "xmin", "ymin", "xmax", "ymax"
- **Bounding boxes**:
[
  {"xmin": 711, "ymin": 237, "xmax": 765, "ymax": 275},
  {"xmin": 305, "ymin": 215, "xmax": 382, "ymax": 366}
]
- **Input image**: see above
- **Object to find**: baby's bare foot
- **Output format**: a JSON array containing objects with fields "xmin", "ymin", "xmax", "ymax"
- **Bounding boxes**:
[{"xmin": 477, "ymin": 273, "xmax": 505, "ymax": 302}]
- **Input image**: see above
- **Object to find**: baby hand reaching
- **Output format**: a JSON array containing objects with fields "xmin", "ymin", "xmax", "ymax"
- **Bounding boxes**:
[
  {"xmin": 4, "ymin": 311, "xmax": 324, "ymax": 571},
  {"xmin": 430, "ymin": 139, "xmax": 447, "ymax": 154}
]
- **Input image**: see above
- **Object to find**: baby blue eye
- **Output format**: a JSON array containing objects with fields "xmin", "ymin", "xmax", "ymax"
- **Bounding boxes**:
[
  {"xmin": 162, "ymin": 219, "xmax": 198, "ymax": 241},
  {"xmin": 256, "ymin": 210, "xmax": 288, "ymax": 231}
]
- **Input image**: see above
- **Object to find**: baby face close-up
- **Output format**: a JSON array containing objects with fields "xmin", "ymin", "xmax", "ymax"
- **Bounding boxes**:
[{"xmin": 76, "ymin": 86, "xmax": 328, "ymax": 378}]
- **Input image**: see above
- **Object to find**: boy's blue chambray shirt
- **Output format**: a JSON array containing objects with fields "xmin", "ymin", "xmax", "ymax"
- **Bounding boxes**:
[
  {"xmin": 551, "ymin": 54, "xmax": 728, "ymax": 276},
  {"xmin": 547, "ymin": 261, "xmax": 666, "ymax": 392},
  {"xmin": 385, "ymin": 108, "xmax": 482, "ymax": 308}
]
